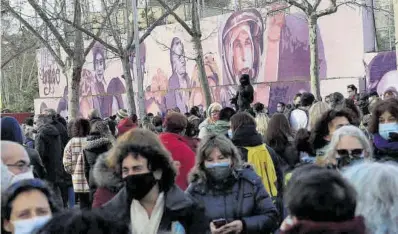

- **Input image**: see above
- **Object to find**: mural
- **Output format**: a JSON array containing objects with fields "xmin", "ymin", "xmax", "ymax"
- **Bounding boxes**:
[
  {"xmin": 35, "ymin": 7, "xmax": 394, "ymax": 117},
  {"xmin": 367, "ymin": 51, "xmax": 397, "ymax": 96}
]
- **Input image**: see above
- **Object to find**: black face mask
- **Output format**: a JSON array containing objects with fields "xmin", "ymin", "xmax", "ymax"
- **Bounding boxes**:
[{"xmin": 124, "ymin": 172, "xmax": 157, "ymax": 201}]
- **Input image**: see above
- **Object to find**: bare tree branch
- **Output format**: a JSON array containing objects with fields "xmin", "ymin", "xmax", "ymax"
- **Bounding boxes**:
[
  {"xmin": 1, "ymin": 43, "xmax": 37, "ymax": 68},
  {"xmin": 313, "ymin": 0, "xmax": 322, "ymax": 11},
  {"xmin": 100, "ymin": 0, "xmax": 124, "ymax": 52},
  {"xmin": 1, "ymin": 0, "xmax": 65, "ymax": 67},
  {"xmin": 285, "ymin": 0, "xmax": 309, "ymax": 13},
  {"xmin": 126, "ymin": 1, "xmax": 182, "ymax": 51},
  {"xmin": 152, "ymin": 37, "xmax": 196, "ymax": 60},
  {"xmin": 27, "ymin": 0, "xmax": 74, "ymax": 56},
  {"xmin": 316, "ymin": 0, "xmax": 338, "ymax": 17},
  {"xmin": 156, "ymin": 0, "xmax": 194, "ymax": 37}
]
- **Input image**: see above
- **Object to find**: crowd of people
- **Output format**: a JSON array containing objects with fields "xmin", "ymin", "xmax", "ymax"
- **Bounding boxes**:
[{"xmin": 1, "ymin": 82, "xmax": 398, "ymax": 234}]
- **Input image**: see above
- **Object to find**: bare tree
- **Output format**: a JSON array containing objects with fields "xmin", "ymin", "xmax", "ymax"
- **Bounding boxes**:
[
  {"xmin": 157, "ymin": 0, "xmax": 213, "ymax": 107},
  {"xmin": 1, "ymin": 0, "xmax": 116, "ymax": 118},
  {"xmin": 57, "ymin": 0, "xmax": 182, "ymax": 116}
]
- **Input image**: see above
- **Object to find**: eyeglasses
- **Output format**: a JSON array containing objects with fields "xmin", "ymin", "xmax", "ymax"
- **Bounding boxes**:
[
  {"xmin": 6, "ymin": 162, "xmax": 33, "ymax": 173},
  {"xmin": 336, "ymin": 149, "xmax": 364, "ymax": 158}
]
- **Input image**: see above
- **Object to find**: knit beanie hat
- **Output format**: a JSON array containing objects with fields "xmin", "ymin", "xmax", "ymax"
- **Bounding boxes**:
[{"xmin": 116, "ymin": 109, "xmax": 128, "ymax": 120}]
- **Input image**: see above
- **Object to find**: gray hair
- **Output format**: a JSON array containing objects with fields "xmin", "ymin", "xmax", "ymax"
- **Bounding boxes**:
[
  {"xmin": 189, "ymin": 134, "xmax": 242, "ymax": 183},
  {"xmin": 343, "ymin": 162, "xmax": 398, "ymax": 234},
  {"xmin": 88, "ymin": 109, "xmax": 101, "ymax": 120},
  {"xmin": 325, "ymin": 125, "xmax": 373, "ymax": 164}
]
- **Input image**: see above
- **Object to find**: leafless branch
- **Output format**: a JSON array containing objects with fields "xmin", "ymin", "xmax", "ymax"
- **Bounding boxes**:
[
  {"xmin": 200, "ymin": 26, "xmax": 218, "ymax": 42},
  {"xmin": 316, "ymin": 0, "xmax": 337, "ymax": 17},
  {"xmin": 100, "ymin": 0, "xmax": 123, "ymax": 52},
  {"xmin": 126, "ymin": 1, "xmax": 182, "ymax": 51},
  {"xmin": 156, "ymin": 0, "xmax": 194, "ymax": 37},
  {"xmin": 1, "ymin": 43, "xmax": 37, "ymax": 68},
  {"xmin": 1, "ymin": 0, "xmax": 65, "ymax": 67},
  {"xmin": 152, "ymin": 37, "xmax": 196, "ymax": 60},
  {"xmin": 27, "ymin": 0, "xmax": 74, "ymax": 56},
  {"xmin": 285, "ymin": 0, "xmax": 309, "ymax": 14}
]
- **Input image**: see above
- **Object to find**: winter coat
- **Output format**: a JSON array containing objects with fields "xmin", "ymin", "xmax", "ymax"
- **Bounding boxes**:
[
  {"xmin": 182, "ymin": 136, "xmax": 200, "ymax": 153},
  {"xmin": 83, "ymin": 135, "xmax": 112, "ymax": 194},
  {"xmin": 35, "ymin": 124, "xmax": 68, "ymax": 185},
  {"xmin": 187, "ymin": 167, "xmax": 279, "ymax": 233},
  {"xmin": 51, "ymin": 120, "xmax": 69, "ymax": 149},
  {"xmin": 117, "ymin": 118, "xmax": 137, "ymax": 137},
  {"xmin": 198, "ymin": 120, "xmax": 230, "ymax": 139},
  {"xmin": 280, "ymin": 216, "xmax": 366, "ymax": 234},
  {"xmin": 92, "ymin": 153, "xmax": 123, "ymax": 208},
  {"xmin": 373, "ymin": 133, "xmax": 398, "ymax": 162},
  {"xmin": 232, "ymin": 125, "xmax": 284, "ymax": 196},
  {"xmin": 100, "ymin": 185, "xmax": 206, "ymax": 234},
  {"xmin": 63, "ymin": 137, "xmax": 90, "ymax": 193},
  {"xmin": 159, "ymin": 132, "xmax": 196, "ymax": 190},
  {"xmin": 269, "ymin": 136, "xmax": 299, "ymax": 174},
  {"xmin": 24, "ymin": 147, "xmax": 47, "ymax": 179}
]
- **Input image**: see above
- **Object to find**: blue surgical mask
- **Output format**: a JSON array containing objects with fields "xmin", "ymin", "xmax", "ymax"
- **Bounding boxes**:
[
  {"xmin": 205, "ymin": 162, "xmax": 230, "ymax": 169},
  {"xmin": 13, "ymin": 215, "xmax": 51, "ymax": 234},
  {"xmin": 379, "ymin": 123, "xmax": 398, "ymax": 140}
]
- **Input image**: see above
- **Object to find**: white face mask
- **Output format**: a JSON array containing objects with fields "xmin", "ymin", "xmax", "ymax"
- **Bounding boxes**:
[
  {"xmin": 1, "ymin": 162, "xmax": 13, "ymax": 193},
  {"xmin": 10, "ymin": 170, "xmax": 34, "ymax": 185},
  {"xmin": 12, "ymin": 215, "xmax": 51, "ymax": 234}
]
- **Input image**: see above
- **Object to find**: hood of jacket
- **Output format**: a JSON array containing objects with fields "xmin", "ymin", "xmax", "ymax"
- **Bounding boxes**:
[
  {"xmin": 37, "ymin": 124, "xmax": 60, "ymax": 137},
  {"xmin": 206, "ymin": 120, "xmax": 230, "ymax": 135},
  {"xmin": 1, "ymin": 116, "xmax": 24, "ymax": 144},
  {"xmin": 281, "ymin": 216, "xmax": 366, "ymax": 234},
  {"xmin": 188, "ymin": 115, "xmax": 200, "ymax": 123},
  {"xmin": 85, "ymin": 135, "xmax": 112, "ymax": 151},
  {"xmin": 93, "ymin": 153, "xmax": 123, "ymax": 192},
  {"xmin": 232, "ymin": 124, "xmax": 263, "ymax": 147}
]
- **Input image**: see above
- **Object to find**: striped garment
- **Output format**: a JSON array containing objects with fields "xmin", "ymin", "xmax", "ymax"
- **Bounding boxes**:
[{"xmin": 63, "ymin": 137, "xmax": 90, "ymax": 193}]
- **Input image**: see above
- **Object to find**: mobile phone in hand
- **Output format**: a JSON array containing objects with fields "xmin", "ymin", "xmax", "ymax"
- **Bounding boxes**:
[{"xmin": 213, "ymin": 218, "xmax": 227, "ymax": 228}]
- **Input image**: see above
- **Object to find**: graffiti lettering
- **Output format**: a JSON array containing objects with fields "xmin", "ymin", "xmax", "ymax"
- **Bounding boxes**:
[{"xmin": 40, "ymin": 67, "xmax": 61, "ymax": 96}]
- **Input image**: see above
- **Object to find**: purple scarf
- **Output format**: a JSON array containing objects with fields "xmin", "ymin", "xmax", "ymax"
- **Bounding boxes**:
[{"xmin": 373, "ymin": 134, "xmax": 398, "ymax": 151}]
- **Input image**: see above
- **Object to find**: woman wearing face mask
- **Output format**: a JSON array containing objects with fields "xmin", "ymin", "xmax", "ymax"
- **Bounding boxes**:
[
  {"xmin": 100, "ymin": 128, "xmax": 204, "ymax": 233},
  {"xmin": 322, "ymin": 125, "xmax": 373, "ymax": 169},
  {"xmin": 2, "ymin": 179, "xmax": 60, "ymax": 234},
  {"xmin": 187, "ymin": 134, "xmax": 279, "ymax": 234},
  {"xmin": 368, "ymin": 98, "xmax": 398, "ymax": 162}
]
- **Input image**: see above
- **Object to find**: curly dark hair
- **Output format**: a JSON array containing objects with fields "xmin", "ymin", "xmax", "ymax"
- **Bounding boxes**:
[
  {"xmin": 70, "ymin": 118, "xmax": 90, "ymax": 138},
  {"xmin": 116, "ymin": 143, "xmax": 177, "ymax": 193},
  {"xmin": 368, "ymin": 98, "xmax": 398, "ymax": 134},
  {"xmin": 310, "ymin": 109, "xmax": 353, "ymax": 152}
]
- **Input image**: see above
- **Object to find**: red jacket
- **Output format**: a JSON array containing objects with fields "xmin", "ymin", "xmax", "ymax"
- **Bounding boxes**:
[
  {"xmin": 159, "ymin": 133, "xmax": 196, "ymax": 190},
  {"xmin": 117, "ymin": 118, "xmax": 137, "ymax": 137},
  {"xmin": 92, "ymin": 187, "xmax": 117, "ymax": 208}
]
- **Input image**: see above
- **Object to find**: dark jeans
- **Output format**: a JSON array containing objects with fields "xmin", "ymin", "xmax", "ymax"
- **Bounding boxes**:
[
  {"xmin": 77, "ymin": 193, "xmax": 91, "ymax": 209},
  {"xmin": 59, "ymin": 184, "xmax": 74, "ymax": 208}
]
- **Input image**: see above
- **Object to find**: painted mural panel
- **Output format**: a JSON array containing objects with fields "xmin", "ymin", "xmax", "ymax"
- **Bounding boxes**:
[
  {"xmin": 366, "ymin": 51, "xmax": 397, "ymax": 96},
  {"xmin": 34, "ymin": 6, "xmax": 383, "ymax": 118}
]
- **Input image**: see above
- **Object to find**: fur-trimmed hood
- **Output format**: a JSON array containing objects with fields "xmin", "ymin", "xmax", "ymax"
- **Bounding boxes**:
[
  {"xmin": 92, "ymin": 153, "xmax": 123, "ymax": 191},
  {"xmin": 84, "ymin": 135, "xmax": 113, "ymax": 151}
]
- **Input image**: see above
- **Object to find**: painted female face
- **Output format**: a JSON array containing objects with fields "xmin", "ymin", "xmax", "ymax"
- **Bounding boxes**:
[
  {"xmin": 171, "ymin": 40, "xmax": 187, "ymax": 76},
  {"xmin": 231, "ymin": 25, "xmax": 254, "ymax": 77},
  {"xmin": 94, "ymin": 53, "xmax": 105, "ymax": 78}
]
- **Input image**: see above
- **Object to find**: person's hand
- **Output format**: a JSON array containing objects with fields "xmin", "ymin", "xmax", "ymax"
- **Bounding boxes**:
[
  {"xmin": 280, "ymin": 216, "xmax": 298, "ymax": 231},
  {"xmin": 222, "ymin": 220, "xmax": 243, "ymax": 233},
  {"xmin": 210, "ymin": 222, "xmax": 225, "ymax": 234}
]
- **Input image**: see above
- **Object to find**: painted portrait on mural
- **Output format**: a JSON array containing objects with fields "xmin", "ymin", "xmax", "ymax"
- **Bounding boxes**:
[
  {"xmin": 164, "ymin": 37, "xmax": 191, "ymax": 113},
  {"xmin": 57, "ymin": 87, "xmax": 68, "ymax": 118},
  {"xmin": 145, "ymin": 68, "xmax": 168, "ymax": 115},
  {"xmin": 190, "ymin": 54, "xmax": 221, "ymax": 111},
  {"xmin": 103, "ymin": 77, "xmax": 126, "ymax": 117},
  {"xmin": 367, "ymin": 51, "xmax": 397, "ymax": 96},
  {"xmin": 268, "ymin": 82, "xmax": 309, "ymax": 113},
  {"xmin": 40, "ymin": 102, "xmax": 48, "ymax": 114},
  {"xmin": 129, "ymin": 42, "xmax": 147, "ymax": 82},
  {"xmin": 219, "ymin": 9, "xmax": 264, "ymax": 107},
  {"xmin": 92, "ymin": 42, "xmax": 107, "ymax": 95},
  {"xmin": 79, "ymin": 69, "xmax": 102, "ymax": 114}
]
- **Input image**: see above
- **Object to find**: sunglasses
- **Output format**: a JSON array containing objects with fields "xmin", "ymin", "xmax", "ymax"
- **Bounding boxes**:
[{"xmin": 336, "ymin": 148, "xmax": 364, "ymax": 158}]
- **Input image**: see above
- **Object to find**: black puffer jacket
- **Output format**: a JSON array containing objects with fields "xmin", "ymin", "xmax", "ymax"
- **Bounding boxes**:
[
  {"xmin": 35, "ymin": 124, "xmax": 68, "ymax": 185},
  {"xmin": 83, "ymin": 135, "xmax": 112, "ymax": 194},
  {"xmin": 51, "ymin": 120, "xmax": 69, "ymax": 149}
]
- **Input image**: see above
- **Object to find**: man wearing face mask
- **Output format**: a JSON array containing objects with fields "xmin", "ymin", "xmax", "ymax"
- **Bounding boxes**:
[
  {"xmin": 1, "ymin": 141, "xmax": 34, "ymax": 190},
  {"xmin": 101, "ymin": 128, "xmax": 204, "ymax": 233}
]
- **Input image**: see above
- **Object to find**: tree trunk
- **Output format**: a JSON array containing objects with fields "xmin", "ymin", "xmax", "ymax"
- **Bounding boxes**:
[
  {"xmin": 394, "ymin": 0, "xmax": 398, "ymax": 67},
  {"xmin": 121, "ymin": 55, "xmax": 137, "ymax": 115},
  {"xmin": 68, "ymin": 63, "xmax": 82, "ymax": 119},
  {"xmin": 192, "ymin": 0, "xmax": 212, "ymax": 107},
  {"xmin": 133, "ymin": 0, "xmax": 146, "ymax": 118},
  {"xmin": 309, "ymin": 16, "xmax": 321, "ymax": 100}
]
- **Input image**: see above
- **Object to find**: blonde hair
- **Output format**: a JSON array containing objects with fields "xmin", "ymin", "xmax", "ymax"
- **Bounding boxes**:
[
  {"xmin": 255, "ymin": 113, "xmax": 270, "ymax": 138},
  {"xmin": 308, "ymin": 102, "xmax": 329, "ymax": 131},
  {"xmin": 207, "ymin": 102, "xmax": 222, "ymax": 123}
]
